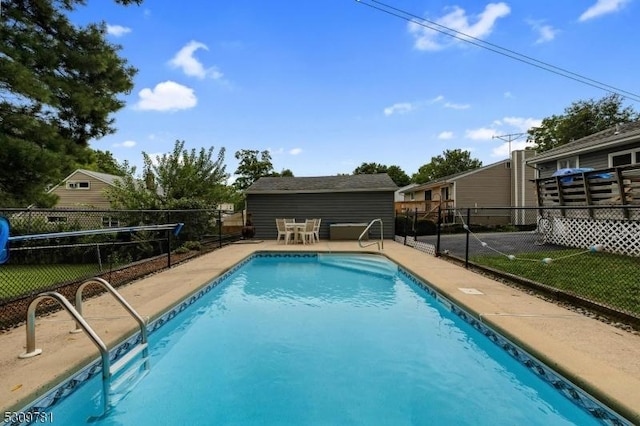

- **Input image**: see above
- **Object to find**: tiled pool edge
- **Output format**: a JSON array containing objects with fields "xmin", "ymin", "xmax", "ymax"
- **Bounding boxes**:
[
  {"xmin": 10, "ymin": 252, "xmax": 633, "ymax": 426},
  {"xmin": 398, "ymin": 267, "xmax": 633, "ymax": 426}
]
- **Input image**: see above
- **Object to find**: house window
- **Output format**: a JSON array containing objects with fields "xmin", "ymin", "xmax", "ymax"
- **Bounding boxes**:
[
  {"xmin": 424, "ymin": 190, "xmax": 432, "ymax": 201},
  {"xmin": 47, "ymin": 216, "xmax": 67, "ymax": 223},
  {"xmin": 408, "ymin": 192, "xmax": 415, "ymax": 201},
  {"xmin": 505, "ymin": 161, "xmax": 511, "ymax": 169},
  {"xmin": 557, "ymin": 157, "xmax": 578, "ymax": 169},
  {"xmin": 67, "ymin": 181, "xmax": 90, "ymax": 189},
  {"xmin": 609, "ymin": 148, "xmax": 640, "ymax": 167},
  {"xmin": 102, "ymin": 217, "xmax": 120, "ymax": 228}
]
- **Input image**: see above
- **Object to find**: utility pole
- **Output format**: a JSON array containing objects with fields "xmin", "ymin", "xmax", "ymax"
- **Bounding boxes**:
[{"xmin": 492, "ymin": 133, "xmax": 525, "ymax": 155}]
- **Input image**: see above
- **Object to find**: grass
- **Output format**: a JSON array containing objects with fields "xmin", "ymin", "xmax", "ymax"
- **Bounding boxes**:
[
  {"xmin": 471, "ymin": 249, "xmax": 640, "ymax": 315},
  {"xmin": 0, "ymin": 264, "xmax": 102, "ymax": 299}
]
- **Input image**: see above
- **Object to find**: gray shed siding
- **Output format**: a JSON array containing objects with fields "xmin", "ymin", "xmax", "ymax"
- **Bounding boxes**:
[{"xmin": 247, "ymin": 191, "xmax": 395, "ymax": 240}]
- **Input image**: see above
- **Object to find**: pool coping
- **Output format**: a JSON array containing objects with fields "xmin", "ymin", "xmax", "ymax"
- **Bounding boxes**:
[{"xmin": 1, "ymin": 241, "xmax": 639, "ymax": 424}]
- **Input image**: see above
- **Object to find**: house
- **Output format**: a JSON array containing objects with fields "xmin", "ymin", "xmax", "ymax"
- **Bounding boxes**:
[
  {"xmin": 36, "ymin": 169, "xmax": 123, "ymax": 227},
  {"xmin": 526, "ymin": 122, "xmax": 640, "ymax": 257},
  {"xmin": 527, "ymin": 121, "xmax": 640, "ymax": 210},
  {"xmin": 48, "ymin": 169, "xmax": 122, "ymax": 210},
  {"xmin": 527, "ymin": 121, "xmax": 640, "ymax": 179},
  {"xmin": 399, "ymin": 150, "xmax": 537, "ymax": 225},
  {"xmin": 244, "ymin": 174, "xmax": 398, "ymax": 240}
]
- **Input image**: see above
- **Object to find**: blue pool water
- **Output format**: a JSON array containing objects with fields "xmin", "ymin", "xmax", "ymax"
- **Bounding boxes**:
[{"xmin": 34, "ymin": 254, "xmax": 620, "ymax": 425}]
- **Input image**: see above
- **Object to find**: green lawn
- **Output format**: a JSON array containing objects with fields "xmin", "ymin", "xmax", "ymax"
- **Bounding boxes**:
[
  {"xmin": 471, "ymin": 249, "xmax": 640, "ymax": 315},
  {"xmin": 0, "ymin": 264, "xmax": 102, "ymax": 299}
]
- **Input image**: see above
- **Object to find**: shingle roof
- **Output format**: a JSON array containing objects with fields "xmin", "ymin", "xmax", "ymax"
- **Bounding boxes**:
[
  {"xmin": 527, "ymin": 121, "xmax": 640, "ymax": 164},
  {"xmin": 76, "ymin": 169, "xmax": 122, "ymax": 186},
  {"xmin": 245, "ymin": 174, "xmax": 398, "ymax": 194}
]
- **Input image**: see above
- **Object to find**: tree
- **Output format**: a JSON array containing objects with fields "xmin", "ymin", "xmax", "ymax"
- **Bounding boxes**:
[
  {"xmin": 353, "ymin": 162, "xmax": 411, "ymax": 186},
  {"xmin": 528, "ymin": 94, "xmax": 640, "ymax": 153},
  {"xmin": 412, "ymin": 149, "xmax": 482, "ymax": 184},
  {"xmin": 0, "ymin": 0, "xmax": 140, "ymax": 207},
  {"xmin": 106, "ymin": 140, "xmax": 228, "ymax": 209},
  {"xmin": 233, "ymin": 149, "xmax": 274, "ymax": 190},
  {"xmin": 84, "ymin": 150, "xmax": 128, "ymax": 176},
  {"xmin": 271, "ymin": 169, "xmax": 294, "ymax": 177}
]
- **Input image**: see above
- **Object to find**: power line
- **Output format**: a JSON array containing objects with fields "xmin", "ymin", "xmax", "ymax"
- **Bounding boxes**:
[{"xmin": 355, "ymin": 0, "xmax": 640, "ymax": 103}]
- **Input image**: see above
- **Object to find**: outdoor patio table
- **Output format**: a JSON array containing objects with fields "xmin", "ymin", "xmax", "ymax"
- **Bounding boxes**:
[{"xmin": 285, "ymin": 222, "xmax": 306, "ymax": 244}]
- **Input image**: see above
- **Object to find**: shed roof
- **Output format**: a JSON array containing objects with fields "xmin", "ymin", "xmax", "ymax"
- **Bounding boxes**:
[
  {"xmin": 245, "ymin": 174, "xmax": 398, "ymax": 194},
  {"xmin": 527, "ymin": 121, "xmax": 640, "ymax": 164}
]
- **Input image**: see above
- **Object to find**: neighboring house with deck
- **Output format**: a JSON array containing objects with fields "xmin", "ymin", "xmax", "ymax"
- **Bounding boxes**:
[
  {"xmin": 527, "ymin": 121, "xmax": 640, "ymax": 180},
  {"xmin": 526, "ymin": 122, "xmax": 640, "ymax": 257},
  {"xmin": 245, "ymin": 174, "xmax": 398, "ymax": 240},
  {"xmin": 398, "ymin": 150, "xmax": 537, "ymax": 225}
]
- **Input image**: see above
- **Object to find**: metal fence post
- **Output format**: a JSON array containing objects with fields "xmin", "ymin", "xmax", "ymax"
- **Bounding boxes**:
[
  {"xmin": 436, "ymin": 205, "xmax": 442, "ymax": 256},
  {"xmin": 413, "ymin": 208, "xmax": 418, "ymax": 242},
  {"xmin": 464, "ymin": 208, "xmax": 471, "ymax": 268},
  {"xmin": 218, "ymin": 210, "xmax": 222, "ymax": 248},
  {"xmin": 167, "ymin": 229, "xmax": 172, "ymax": 268}
]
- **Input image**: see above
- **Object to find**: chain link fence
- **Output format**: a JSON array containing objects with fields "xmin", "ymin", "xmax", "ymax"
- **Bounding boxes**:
[
  {"xmin": 396, "ymin": 206, "xmax": 640, "ymax": 326},
  {"xmin": 0, "ymin": 208, "xmax": 242, "ymax": 330}
]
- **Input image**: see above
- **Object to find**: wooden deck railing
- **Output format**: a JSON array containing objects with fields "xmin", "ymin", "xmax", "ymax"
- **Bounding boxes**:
[{"xmin": 535, "ymin": 165, "xmax": 640, "ymax": 218}]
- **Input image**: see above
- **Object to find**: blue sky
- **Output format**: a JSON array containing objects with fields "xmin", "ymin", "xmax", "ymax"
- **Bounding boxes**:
[{"xmin": 73, "ymin": 0, "xmax": 639, "ymax": 182}]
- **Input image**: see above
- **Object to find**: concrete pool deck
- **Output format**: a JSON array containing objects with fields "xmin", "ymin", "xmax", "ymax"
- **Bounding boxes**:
[{"xmin": 1, "ymin": 240, "xmax": 639, "ymax": 423}]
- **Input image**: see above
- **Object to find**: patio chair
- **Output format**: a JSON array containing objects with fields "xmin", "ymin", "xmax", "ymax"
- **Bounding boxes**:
[
  {"xmin": 300, "ymin": 219, "xmax": 316, "ymax": 244},
  {"xmin": 275, "ymin": 218, "xmax": 293, "ymax": 244},
  {"xmin": 312, "ymin": 218, "xmax": 321, "ymax": 243}
]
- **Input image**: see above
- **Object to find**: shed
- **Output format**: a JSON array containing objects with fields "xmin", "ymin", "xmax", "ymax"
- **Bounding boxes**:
[{"xmin": 245, "ymin": 174, "xmax": 398, "ymax": 240}]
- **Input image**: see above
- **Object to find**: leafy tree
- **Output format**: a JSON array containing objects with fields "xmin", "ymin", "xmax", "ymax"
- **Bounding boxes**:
[
  {"xmin": 233, "ymin": 149, "xmax": 274, "ymax": 190},
  {"xmin": 0, "ymin": 0, "xmax": 140, "ymax": 207},
  {"xmin": 386, "ymin": 165, "xmax": 411, "ymax": 187},
  {"xmin": 412, "ymin": 149, "xmax": 482, "ymax": 184},
  {"xmin": 528, "ymin": 94, "xmax": 639, "ymax": 153},
  {"xmin": 354, "ymin": 162, "xmax": 387, "ymax": 175},
  {"xmin": 353, "ymin": 162, "xmax": 410, "ymax": 186},
  {"xmin": 83, "ymin": 150, "xmax": 128, "ymax": 176},
  {"xmin": 106, "ymin": 140, "xmax": 229, "ymax": 209},
  {"xmin": 271, "ymin": 169, "xmax": 294, "ymax": 177}
]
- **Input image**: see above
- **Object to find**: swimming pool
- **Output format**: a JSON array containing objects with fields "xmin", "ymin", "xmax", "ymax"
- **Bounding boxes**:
[{"xmin": 16, "ymin": 253, "xmax": 628, "ymax": 425}]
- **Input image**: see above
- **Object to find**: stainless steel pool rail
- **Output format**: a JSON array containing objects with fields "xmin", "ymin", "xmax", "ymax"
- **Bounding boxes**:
[
  {"xmin": 358, "ymin": 218, "xmax": 384, "ymax": 250},
  {"xmin": 19, "ymin": 278, "xmax": 150, "ymax": 416}
]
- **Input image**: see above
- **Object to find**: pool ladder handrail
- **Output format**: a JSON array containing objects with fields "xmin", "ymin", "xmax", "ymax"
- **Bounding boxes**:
[
  {"xmin": 19, "ymin": 278, "xmax": 150, "ymax": 416},
  {"xmin": 358, "ymin": 218, "xmax": 384, "ymax": 251}
]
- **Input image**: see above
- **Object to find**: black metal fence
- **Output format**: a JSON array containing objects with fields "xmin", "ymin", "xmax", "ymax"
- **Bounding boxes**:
[
  {"xmin": 396, "ymin": 206, "xmax": 640, "ymax": 326},
  {"xmin": 0, "ymin": 208, "xmax": 242, "ymax": 330}
]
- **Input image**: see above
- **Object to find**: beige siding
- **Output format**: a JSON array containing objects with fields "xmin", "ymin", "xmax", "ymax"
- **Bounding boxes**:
[
  {"xmin": 454, "ymin": 163, "xmax": 511, "ymax": 208},
  {"xmin": 51, "ymin": 171, "xmax": 113, "ymax": 209}
]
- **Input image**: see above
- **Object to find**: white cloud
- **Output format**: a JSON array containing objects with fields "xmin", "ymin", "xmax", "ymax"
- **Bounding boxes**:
[
  {"xmin": 113, "ymin": 140, "xmax": 137, "ymax": 148},
  {"xmin": 431, "ymin": 95, "xmax": 445, "ymax": 103},
  {"xmin": 504, "ymin": 91, "xmax": 513, "ymax": 98},
  {"xmin": 527, "ymin": 20, "xmax": 558, "ymax": 44},
  {"xmin": 438, "ymin": 131, "xmax": 454, "ymax": 140},
  {"xmin": 502, "ymin": 116, "xmax": 542, "ymax": 132},
  {"xmin": 169, "ymin": 41, "xmax": 223, "ymax": 80},
  {"xmin": 465, "ymin": 127, "xmax": 496, "ymax": 140},
  {"xmin": 491, "ymin": 139, "xmax": 534, "ymax": 157},
  {"xmin": 384, "ymin": 102, "xmax": 415, "ymax": 116},
  {"xmin": 579, "ymin": 0, "xmax": 630, "ymax": 21},
  {"xmin": 289, "ymin": 148, "xmax": 303, "ymax": 155},
  {"xmin": 106, "ymin": 24, "xmax": 131, "ymax": 37},
  {"xmin": 444, "ymin": 102, "xmax": 471, "ymax": 110},
  {"xmin": 408, "ymin": 3, "xmax": 511, "ymax": 51},
  {"xmin": 466, "ymin": 116, "xmax": 540, "ymax": 140},
  {"xmin": 135, "ymin": 81, "xmax": 197, "ymax": 111}
]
